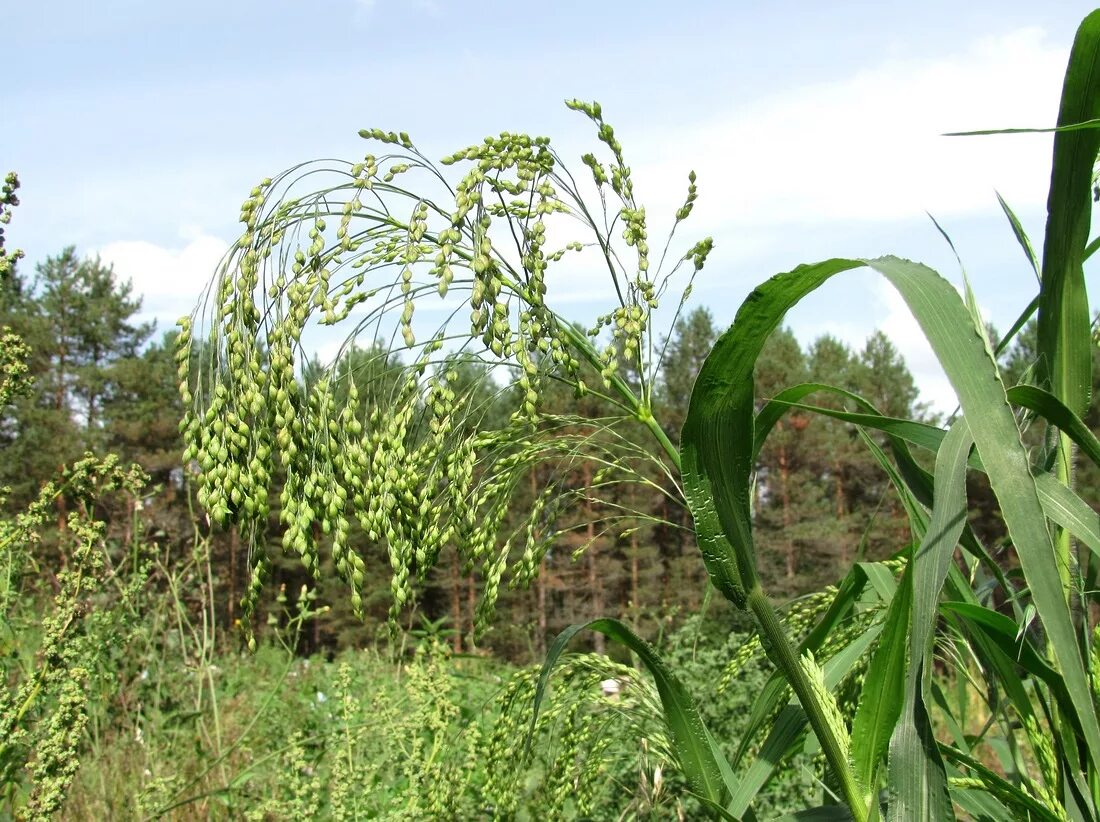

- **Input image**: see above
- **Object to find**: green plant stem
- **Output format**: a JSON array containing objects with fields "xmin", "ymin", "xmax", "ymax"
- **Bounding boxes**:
[
  {"xmin": 561, "ymin": 309, "xmax": 873, "ymax": 816},
  {"xmin": 586, "ymin": 320, "xmax": 867, "ymax": 817},
  {"xmin": 637, "ymin": 407, "xmax": 681, "ymax": 471},
  {"xmin": 746, "ymin": 585, "xmax": 868, "ymax": 821}
]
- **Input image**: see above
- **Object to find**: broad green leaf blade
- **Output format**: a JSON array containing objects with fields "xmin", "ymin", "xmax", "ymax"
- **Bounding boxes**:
[
  {"xmin": 995, "ymin": 191, "xmax": 1040, "ymax": 281},
  {"xmin": 682, "ymin": 258, "xmax": 865, "ymax": 609},
  {"xmin": 1006, "ymin": 383, "xmax": 1100, "ymax": 469},
  {"xmin": 528, "ymin": 618, "xmax": 733, "ymax": 808},
  {"xmin": 945, "ymin": 783, "xmax": 1010, "ymax": 822},
  {"xmin": 857, "ymin": 561, "xmax": 899, "ymax": 601},
  {"xmin": 1038, "ymin": 9, "xmax": 1100, "ymax": 418},
  {"xmin": 851, "ymin": 565, "xmax": 911, "ymax": 799},
  {"xmin": 886, "ymin": 420, "xmax": 972, "ymax": 822},
  {"xmin": 1035, "ymin": 472, "xmax": 1100, "ymax": 555},
  {"xmin": 907, "ymin": 420, "xmax": 973, "ymax": 692},
  {"xmin": 864, "ymin": 255, "xmax": 1100, "ymax": 776},
  {"xmin": 887, "ymin": 683, "xmax": 951, "ymax": 822}
]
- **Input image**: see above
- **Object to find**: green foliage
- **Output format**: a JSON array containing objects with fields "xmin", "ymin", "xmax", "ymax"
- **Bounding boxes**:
[
  {"xmin": 0, "ymin": 454, "xmax": 149, "ymax": 819},
  {"xmin": 0, "ymin": 6, "xmax": 1080, "ymax": 820},
  {"xmin": 678, "ymin": 11, "xmax": 1100, "ymax": 820},
  {"xmin": 179, "ymin": 100, "xmax": 708, "ymax": 643},
  {"xmin": 172, "ymin": 12, "xmax": 1100, "ymax": 813},
  {"xmin": 0, "ymin": 246, "xmax": 155, "ymax": 507}
]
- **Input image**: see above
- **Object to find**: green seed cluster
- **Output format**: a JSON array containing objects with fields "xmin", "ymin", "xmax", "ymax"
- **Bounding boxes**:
[
  {"xmin": 0, "ymin": 453, "xmax": 147, "ymax": 822},
  {"xmin": 0, "ymin": 328, "xmax": 31, "ymax": 407},
  {"xmin": 0, "ymin": 172, "xmax": 24, "ymax": 282},
  {"xmin": 484, "ymin": 652, "xmax": 668, "ymax": 816},
  {"xmin": 179, "ymin": 102, "xmax": 713, "ymax": 637},
  {"xmin": 799, "ymin": 650, "xmax": 851, "ymax": 765},
  {"xmin": 718, "ymin": 585, "xmax": 839, "ymax": 694}
]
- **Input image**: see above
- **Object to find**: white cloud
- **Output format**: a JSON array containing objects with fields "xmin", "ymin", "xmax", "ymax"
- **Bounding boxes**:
[
  {"xmin": 630, "ymin": 27, "xmax": 1065, "ymax": 234},
  {"xmin": 792, "ymin": 274, "xmax": 972, "ymax": 416},
  {"xmin": 873, "ymin": 279, "xmax": 956, "ymax": 415},
  {"xmin": 95, "ymin": 232, "xmax": 230, "ymax": 329}
]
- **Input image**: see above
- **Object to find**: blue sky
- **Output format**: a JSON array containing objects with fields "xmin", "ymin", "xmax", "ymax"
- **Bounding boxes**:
[{"xmin": 6, "ymin": 1, "xmax": 1099, "ymax": 410}]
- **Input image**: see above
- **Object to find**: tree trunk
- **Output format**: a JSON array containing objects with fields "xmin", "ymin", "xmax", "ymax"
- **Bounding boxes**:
[
  {"xmin": 228, "ymin": 525, "xmax": 239, "ymax": 626},
  {"xmin": 583, "ymin": 462, "xmax": 605, "ymax": 655},
  {"xmin": 778, "ymin": 431, "xmax": 795, "ymax": 579},
  {"xmin": 536, "ymin": 556, "xmax": 547, "ymax": 657},
  {"xmin": 834, "ymin": 459, "xmax": 848, "ymax": 565},
  {"xmin": 450, "ymin": 556, "xmax": 463, "ymax": 654},
  {"xmin": 466, "ymin": 574, "xmax": 477, "ymax": 650}
]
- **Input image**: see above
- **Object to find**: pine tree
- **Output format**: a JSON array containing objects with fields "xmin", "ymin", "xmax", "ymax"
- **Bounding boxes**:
[
  {"xmin": 848, "ymin": 329, "xmax": 921, "ymax": 561},
  {"xmin": 0, "ymin": 248, "xmax": 154, "ymax": 507},
  {"xmin": 656, "ymin": 307, "xmax": 717, "ymax": 444},
  {"xmin": 655, "ymin": 307, "xmax": 717, "ymax": 613}
]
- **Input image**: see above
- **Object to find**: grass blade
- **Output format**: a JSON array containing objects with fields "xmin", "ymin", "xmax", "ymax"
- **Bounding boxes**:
[
  {"xmin": 1006, "ymin": 383, "xmax": 1100, "ymax": 469},
  {"xmin": 864, "ymin": 255, "xmax": 1100, "ymax": 776},
  {"xmin": 528, "ymin": 618, "xmax": 733, "ymax": 809},
  {"xmin": 995, "ymin": 191, "xmax": 1040, "ymax": 282},
  {"xmin": 992, "ymin": 295, "xmax": 1039, "ymax": 359},
  {"xmin": 1038, "ymin": 10, "xmax": 1100, "ymax": 419},
  {"xmin": 682, "ymin": 258, "xmax": 865, "ymax": 611},
  {"xmin": 850, "ymin": 564, "xmax": 911, "ymax": 798},
  {"xmin": 944, "ymin": 118, "xmax": 1100, "ymax": 136},
  {"xmin": 886, "ymin": 420, "xmax": 972, "ymax": 822},
  {"xmin": 1035, "ymin": 472, "xmax": 1100, "ymax": 555}
]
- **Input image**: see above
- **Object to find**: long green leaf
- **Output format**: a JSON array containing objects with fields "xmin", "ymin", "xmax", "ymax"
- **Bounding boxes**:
[
  {"xmin": 944, "ymin": 118, "xmax": 1100, "ymax": 136},
  {"xmin": 863, "ymin": 256, "xmax": 1100, "ymax": 775},
  {"xmin": 762, "ymin": 391, "xmax": 1100, "ymax": 562},
  {"xmin": 528, "ymin": 618, "xmax": 732, "ymax": 809},
  {"xmin": 995, "ymin": 191, "xmax": 1040, "ymax": 281},
  {"xmin": 682, "ymin": 258, "xmax": 865, "ymax": 612},
  {"xmin": 851, "ymin": 565, "xmax": 911, "ymax": 798},
  {"xmin": 887, "ymin": 420, "xmax": 972, "ymax": 822},
  {"xmin": 1038, "ymin": 10, "xmax": 1100, "ymax": 418},
  {"xmin": 769, "ymin": 807, "xmax": 855, "ymax": 821},
  {"xmin": 993, "ymin": 295, "xmax": 1040, "ymax": 360},
  {"xmin": 1035, "ymin": 472, "xmax": 1100, "ymax": 555},
  {"xmin": 1006, "ymin": 383, "xmax": 1100, "ymax": 469}
]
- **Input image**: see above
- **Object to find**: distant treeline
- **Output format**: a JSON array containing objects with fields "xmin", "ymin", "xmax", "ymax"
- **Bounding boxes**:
[{"xmin": 2, "ymin": 246, "xmax": 1091, "ymax": 661}]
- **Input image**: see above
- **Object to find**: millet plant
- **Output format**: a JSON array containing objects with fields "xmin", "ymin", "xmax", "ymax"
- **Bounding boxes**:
[{"xmin": 182, "ymin": 10, "xmax": 1100, "ymax": 819}]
